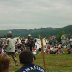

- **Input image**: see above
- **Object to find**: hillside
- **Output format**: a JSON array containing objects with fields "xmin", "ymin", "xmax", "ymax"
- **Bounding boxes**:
[{"xmin": 0, "ymin": 25, "xmax": 72, "ymax": 37}]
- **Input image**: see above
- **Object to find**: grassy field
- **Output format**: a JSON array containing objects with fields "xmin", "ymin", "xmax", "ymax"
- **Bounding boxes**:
[{"xmin": 10, "ymin": 53, "xmax": 72, "ymax": 72}]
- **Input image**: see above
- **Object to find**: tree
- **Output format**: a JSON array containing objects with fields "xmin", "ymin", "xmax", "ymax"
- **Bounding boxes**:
[{"xmin": 56, "ymin": 31, "xmax": 64, "ymax": 42}]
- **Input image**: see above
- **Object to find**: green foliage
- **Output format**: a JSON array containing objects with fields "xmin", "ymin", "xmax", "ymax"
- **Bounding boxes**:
[
  {"xmin": 56, "ymin": 31, "xmax": 64, "ymax": 42},
  {"xmin": 0, "ymin": 25, "xmax": 72, "ymax": 38}
]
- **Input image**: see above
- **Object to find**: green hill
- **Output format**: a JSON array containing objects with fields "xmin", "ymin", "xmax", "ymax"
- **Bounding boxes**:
[{"xmin": 0, "ymin": 25, "xmax": 72, "ymax": 37}]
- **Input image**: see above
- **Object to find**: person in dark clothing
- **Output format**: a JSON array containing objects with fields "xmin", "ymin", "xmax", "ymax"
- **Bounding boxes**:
[
  {"xmin": 16, "ymin": 50, "xmax": 45, "ymax": 72},
  {"xmin": 20, "ymin": 38, "xmax": 26, "ymax": 51},
  {"xmin": 26, "ymin": 35, "xmax": 35, "ymax": 52}
]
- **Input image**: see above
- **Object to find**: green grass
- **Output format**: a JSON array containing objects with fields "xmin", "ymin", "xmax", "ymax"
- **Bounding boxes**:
[{"xmin": 10, "ymin": 53, "xmax": 72, "ymax": 72}]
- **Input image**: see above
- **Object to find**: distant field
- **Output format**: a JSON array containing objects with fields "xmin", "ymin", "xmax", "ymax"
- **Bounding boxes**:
[{"xmin": 10, "ymin": 53, "xmax": 72, "ymax": 72}]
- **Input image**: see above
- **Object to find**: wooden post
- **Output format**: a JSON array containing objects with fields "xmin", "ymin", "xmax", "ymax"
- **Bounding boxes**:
[{"xmin": 40, "ymin": 36, "xmax": 46, "ymax": 71}]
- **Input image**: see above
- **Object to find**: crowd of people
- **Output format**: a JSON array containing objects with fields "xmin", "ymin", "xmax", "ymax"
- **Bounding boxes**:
[
  {"xmin": 45, "ymin": 35, "xmax": 72, "ymax": 54},
  {"xmin": 0, "ymin": 31, "xmax": 72, "ymax": 72},
  {"xmin": 0, "ymin": 31, "xmax": 72, "ymax": 55},
  {"xmin": 0, "ymin": 31, "xmax": 45, "ymax": 72}
]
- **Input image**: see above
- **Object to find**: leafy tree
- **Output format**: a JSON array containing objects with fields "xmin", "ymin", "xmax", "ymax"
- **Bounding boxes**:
[{"xmin": 56, "ymin": 31, "xmax": 64, "ymax": 42}]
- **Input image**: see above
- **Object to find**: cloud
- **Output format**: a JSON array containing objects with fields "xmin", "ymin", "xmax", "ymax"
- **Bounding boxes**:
[{"xmin": 0, "ymin": 0, "xmax": 72, "ymax": 29}]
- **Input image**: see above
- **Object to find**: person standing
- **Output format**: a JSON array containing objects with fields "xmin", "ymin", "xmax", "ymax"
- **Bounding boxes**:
[
  {"xmin": 26, "ymin": 34, "xmax": 35, "ymax": 52},
  {"xmin": 5, "ymin": 31, "xmax": 18, "ymax": 66},
  {"xmin": 21, "ymin": 38, "xmax": 26, "ymax": 51}
]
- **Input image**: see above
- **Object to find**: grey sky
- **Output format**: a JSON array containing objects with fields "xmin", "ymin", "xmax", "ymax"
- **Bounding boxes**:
[{"xmin": 0, "ymin": 0, "xmax": 72, "ymax": 29}]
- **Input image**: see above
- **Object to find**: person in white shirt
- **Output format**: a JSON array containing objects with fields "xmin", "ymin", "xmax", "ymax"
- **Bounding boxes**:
[{"xmin": 5, "ymin": 31, "xmax": 18, "ymax": 66}]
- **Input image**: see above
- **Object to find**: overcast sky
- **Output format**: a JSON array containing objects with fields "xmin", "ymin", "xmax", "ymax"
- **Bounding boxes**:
[{"xmin": 0, "ymin": 0, "xmax": 72, "ymax": 29}]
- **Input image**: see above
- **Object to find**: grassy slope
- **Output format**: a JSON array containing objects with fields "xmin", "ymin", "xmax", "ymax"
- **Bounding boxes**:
[{"xmin": 10, "ymin": 54, "xmax": 72, "ymax": 72}]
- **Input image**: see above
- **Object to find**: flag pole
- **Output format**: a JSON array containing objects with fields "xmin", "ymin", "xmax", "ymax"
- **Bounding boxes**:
[{"xmin": 40, "ymin": 36, "xmax": 46, "ymax": 71}]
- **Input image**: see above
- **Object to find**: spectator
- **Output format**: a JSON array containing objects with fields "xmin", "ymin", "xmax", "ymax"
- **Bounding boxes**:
[
  {"xmin": 20, "ymin": 38, "xmax": 26, "ymax": 51},
  {"xmin": 0, "ymin": 53, "xmax": 10, "ymax": 72},
  {"xmin": 0, "ymin": 39, "xmax": 3, "ymax": 54},
  {"xmin": 16, "ymin": 50, "xmax": 45, "ymax": 72}
]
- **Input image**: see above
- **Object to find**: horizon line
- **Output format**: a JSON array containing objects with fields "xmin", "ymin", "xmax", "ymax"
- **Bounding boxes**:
[{"xmin": 0, "ymin": 25, "xmax": 71, "ymax": 30}]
